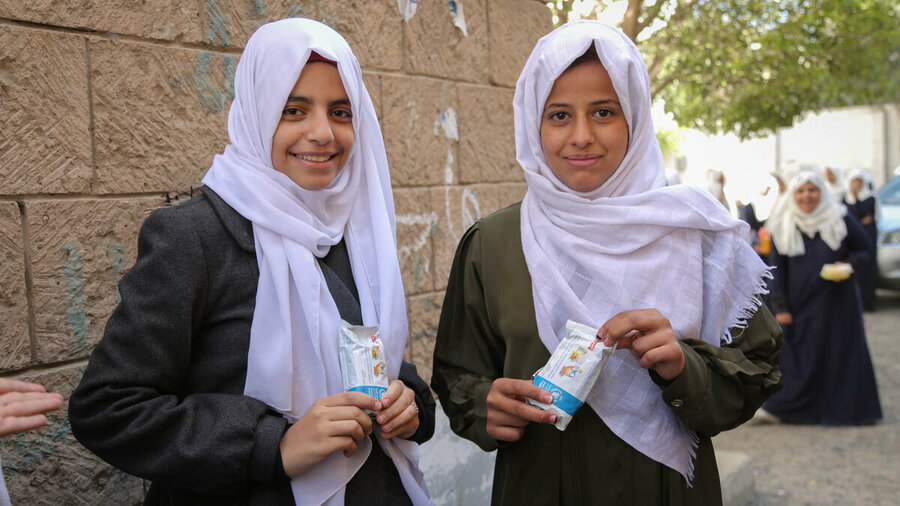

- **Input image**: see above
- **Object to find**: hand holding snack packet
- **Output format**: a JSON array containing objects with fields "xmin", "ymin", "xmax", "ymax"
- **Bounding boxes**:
[{"xmin": 820, "ymin": 262, "xmax": 853, "ymax": 282}]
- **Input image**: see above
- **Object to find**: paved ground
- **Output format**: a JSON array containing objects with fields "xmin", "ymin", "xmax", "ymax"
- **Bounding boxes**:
[{"xmin": 713, "ymin": 289, "xmax": 900, "ymax": 506}]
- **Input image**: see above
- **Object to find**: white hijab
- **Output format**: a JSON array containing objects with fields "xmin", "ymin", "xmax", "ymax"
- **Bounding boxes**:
[
  {"xmin": 201, "ymin": 18, "xmax": 429, "ymax": 506},
  {"xmin": 768, "ymin": 171, "xmax": 847, "ymax": 257},
  {"xmin": 515, "ymin": 21, "xmax": 770, "ymax": 482},
  {"xmin": 845, "ymin": 169, "xmax": 874, "ymax": 205},
  {"xmin": 825, "ymin": 166, "xmax": 846, "ymax": 203}
]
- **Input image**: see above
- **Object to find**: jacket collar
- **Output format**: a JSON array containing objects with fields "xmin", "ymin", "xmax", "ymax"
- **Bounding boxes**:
[{"xmin": 202, "ymin": 185, "xmax": 255, "ymax": 252}]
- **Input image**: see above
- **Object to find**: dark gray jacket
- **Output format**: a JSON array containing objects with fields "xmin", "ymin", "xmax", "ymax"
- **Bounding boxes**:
[{"xmin": 69, "ymin": 187, "xmax": 434, "ymax": 505}]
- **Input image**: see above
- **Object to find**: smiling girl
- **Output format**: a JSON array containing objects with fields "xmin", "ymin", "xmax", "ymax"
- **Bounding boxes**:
[
  {"xmin": 69, "ymin": 19, "xmax": 433, "ymax": 505},
  {"xmin": 431, "ymin": 21, "xmax": 783, "ymax": 505}
]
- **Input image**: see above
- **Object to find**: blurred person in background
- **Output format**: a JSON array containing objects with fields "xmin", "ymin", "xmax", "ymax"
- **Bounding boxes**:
[
  {"xmin": 0, "ymin": 378, "xmax": 64, "ymax": 506},
  {"xmin": 844, "ymin": 170, "xmax": 878, "ymax": 311},
  {"xmin": 761, "ymin": 171, "xmax": 881, "ymax": 426},
  {"xmin": 824, "ymin": 166, "xmax": 846, "ymax": 204}
]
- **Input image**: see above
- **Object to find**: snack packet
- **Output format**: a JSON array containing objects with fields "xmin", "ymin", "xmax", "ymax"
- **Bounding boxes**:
[
  {"xmin": 527, "ymin": 320, "xmax": 616, "ymax": 431},
  {"xmin": 820, "ymin": 262, "xmax": 853, "ymax": 282},
  {"xmin": 339, "ymin": 321, "xmax": 389, "ymax": 413}
]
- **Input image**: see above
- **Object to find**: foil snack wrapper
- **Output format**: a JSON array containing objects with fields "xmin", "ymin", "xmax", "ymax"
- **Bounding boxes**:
[
  {"xmin": 339, "ymin": 321, "xmax": 389, "ymax": 412},
  {"xmin": 527, "ymin": 320, "xmax": 616, "ymax": 430}
]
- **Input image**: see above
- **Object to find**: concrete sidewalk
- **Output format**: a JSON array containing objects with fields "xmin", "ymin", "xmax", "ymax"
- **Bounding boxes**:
[{"xmin": 717, "ymin": 450, "xmax": 755, "ymax": 506}]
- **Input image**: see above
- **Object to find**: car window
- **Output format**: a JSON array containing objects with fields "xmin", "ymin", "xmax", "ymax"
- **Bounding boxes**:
[{"xmin": 878, "ymin": 177, "xmax": 900, "ymax": 204}]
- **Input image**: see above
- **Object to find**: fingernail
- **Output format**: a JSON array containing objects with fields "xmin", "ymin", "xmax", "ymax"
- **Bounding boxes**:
[
  {"xmin": 549, "ymin": 415, "xmax": 557, "ymax": 423},
  {"xmin": 374, "ymin": 401, "xmax": 383, "ymax": 411},
  {"xmin": 377, "ymin": 415, "xmax": 386, "ymax": 424},
  {"xmin": 383, "ymin": 425, "xmax": 392, "ymax": 432},
  {"xmin": 543, "ymin": 394, "xmax": 553, "ymax": 404}
]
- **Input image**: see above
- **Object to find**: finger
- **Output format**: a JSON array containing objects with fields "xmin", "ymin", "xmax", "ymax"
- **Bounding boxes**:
[
  {"xmin": 492, "ymin": 378, "xmax": 553, "ymax": 404},
  {"xmin": 600, "ymin": 309, "xmax": 668, "ymax": 346},
  {"xmin": 0, "ymin": 414, "xmax": 48, "ymax": 437},
  {"xmin": 487, "ymin": 409, "xmax": 532, "ymax": 428},
  {"xmin": 377, "ymin": 386, "xmax": 415, "ymax": 425},
  {"xmin": 379, "ymin": 380, "xmax": 405, "ymax": 409},
  {"xmin": 382, "ymin": 402, "xmax": 417, "ymax": 434},
  {"xmin": 340, "ymin": 436, "xmax": 360, "ymax": 458},
  {"xmin": 0, "ymin": 378, "xmax": 47, "ymax": 395},
  {"xmin": 326, "ymin": 406, "xmax": 373, "ymax": 435},
  {"xmin": 628, "ymin": 330, "xmax": 672, "ymax": 358},
  {"xmin": 328, "ymin": 419, "xmax": 368, "ymax": 444},
  {"xmin": 490, "ymin": 394, "xmax": 556, "ymax": 425},
  {"xmin": 0, "ymin": 396, "xmax": 64, "ymax": 418},
  {"xmin": 487, "ymin": 425, "xmax": 525, "ymax": 443},
  {"xmin": 324, "ymin": 391, "xmax": 382, "ymax": 412}
]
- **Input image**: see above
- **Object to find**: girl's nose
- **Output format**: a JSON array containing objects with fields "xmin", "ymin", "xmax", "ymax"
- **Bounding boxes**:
[
  {"xmin": 570, "ymin": 114, "xmax": 593, "ymax": 147},
  {"xmin": 306, "ymin": 110, "xmax": 335, "ymax": 144}
]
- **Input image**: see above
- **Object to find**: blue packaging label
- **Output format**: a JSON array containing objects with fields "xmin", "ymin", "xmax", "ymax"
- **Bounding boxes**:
[
  {"xmin": 532, "ymin": 375, "xmax": 583, "ymax": 416},
  {"xmin": 349, "ymin": 385, "xmax": 387, "ymax": 399}
]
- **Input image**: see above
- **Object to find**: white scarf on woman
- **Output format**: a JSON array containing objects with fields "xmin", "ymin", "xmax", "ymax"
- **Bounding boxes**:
[
  {"xmin": 201, "ymin": 18, "xmax": 429, "ymax": 506},
  {"xmin": 845, "ymin": 169, "xmax": 875, "ymax": 205},
  {"xmin": 515, "ymin": 21, "xmax": 770, "ymax": 482},
  {"xmin": 767, "ymin": 171, "xmax": 847, "ymax": 257}
]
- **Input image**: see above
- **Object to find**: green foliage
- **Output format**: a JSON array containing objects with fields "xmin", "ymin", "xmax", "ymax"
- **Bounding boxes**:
[
  {"xmin": 553, "ymin": 0, "xmax": 900, "ymax": 139},
  {"xmin": 655, "ymin": 126, "xmax": 683, "ymax": 158}
]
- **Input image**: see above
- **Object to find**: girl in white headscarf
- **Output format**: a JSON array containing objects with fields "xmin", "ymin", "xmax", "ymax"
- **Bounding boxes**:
[
  {"xmin": 432, "ymin": 21, "xmax": 782, "ymax": 505},
  {"xmin": 844, "ymin": 170, "xmax": 879, "ymax": 310},
  {"xmin": 70, "ymin": 19, "xmax": 433, "ymax": 505},
  {"xmin": 824, "ymin": 166, "xmax": 846, "ymax": 203},
  {"xmin": 762, "ymin": 171, "xmax": 881, "ymax": 426}
]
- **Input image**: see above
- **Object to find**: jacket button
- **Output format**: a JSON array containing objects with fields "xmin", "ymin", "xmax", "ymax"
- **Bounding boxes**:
[{"xmin": 670, "ymin": 399, "xmax": 683, "ymax": 408}]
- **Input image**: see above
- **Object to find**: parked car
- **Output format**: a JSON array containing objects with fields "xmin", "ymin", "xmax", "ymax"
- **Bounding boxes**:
[{"xmin": 877, "ymin": 176, "xmax": 900, "ymax": 289}]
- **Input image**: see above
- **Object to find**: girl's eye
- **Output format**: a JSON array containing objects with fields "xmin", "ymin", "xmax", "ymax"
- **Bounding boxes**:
[
  {"xmin": 594, "ymin": 109, "xmax": 614, "ymax": 118},
  {"xmin": 332, "ymin": 109, "xmax": 352, "ymax": 119},
  {"xmin": 548, "ymin": 111, "xmax": 569, "ymax": 121},
  {"xmin": 283, "ymin": 107, "xmax": 303, "ymax": 116}
]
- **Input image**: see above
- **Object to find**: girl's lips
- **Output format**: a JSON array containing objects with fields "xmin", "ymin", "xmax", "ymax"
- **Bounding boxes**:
[
  {"xmin": 291, "ymin": 152, "xmax": 338, "ymax": 170},
  {"xmin": 564, "ymin": 155, "xmax": 601, "ymax": 168}
]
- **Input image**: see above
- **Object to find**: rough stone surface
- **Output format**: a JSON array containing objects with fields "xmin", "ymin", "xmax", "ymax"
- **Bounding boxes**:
[
  {"xmin": 0, "ymin": 365, "xmax": 145, "ymax": 505},
  {"xmin": 27, "ymin": 198, "xmax": 162, "ymax": 364},
  {"xmin": 458, "ymin": 85, "xmax": 520, "ymax": 184},
  {"xmin": 194, "ymin": 0, "xmax": 314, "ymax": 48},
  {"xmin": 0, "ymin": 26, "xmax": 92, "ymax": 195},
  {"xmin": 487, "ymin": 0, "xmax": 553, "ymax": 87},
  {"xmin": 407, "ymin": 292, "xmax": 443, "ymax": 387},
  {"xmin": 90, "ymin": 39, "xmax": 231, "ymax": 193},
  {"xmin": 394, "ymin": 188, "xmax": 436, "ymax": 296},
  {"xmin": 0, "ymin": 203, "xmax": 30, "ymax": 371},
  {"xmin": 362, "ymin": 71, "xmax": 382, "ymax": 120},
  {"xmin": 496, "ymin": 183, "xmax": 528, "ymax": 209},
  {"xmin": 320, "ymin": 0, "xmax": 402, "ymax": 71},
  {"xmin": 0, "ymin": 0, "xmax": 200, "ymax": 42},
  {"xmin": 382, "ymin": 75, "xmax": 459, "ymax": 187},
  {"xmin": 404, "ymin": 0, "xmax": 489, "ymax": 83},
  {"xmin": 430, "ymin": 185, "xmax": 500, "ymax": 292}
]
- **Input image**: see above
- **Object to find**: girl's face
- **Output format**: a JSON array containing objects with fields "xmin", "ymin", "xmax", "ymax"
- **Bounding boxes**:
[
  {"xmin": 540, "ymin": 60, "xmax": 628, "ymax": 193},
  {"xmin": 850, "ymin": 177, "xmax": 864, "ymax": 196},
  {"xmin": 794, "ymin": 181, "xmax": 821, "ymax": 213},
  {"xmin": 271, "ymin": 62, "xmax": 354, "ymax": 190}
]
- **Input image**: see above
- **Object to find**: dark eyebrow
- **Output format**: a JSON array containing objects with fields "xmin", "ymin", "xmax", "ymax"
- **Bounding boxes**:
[
  {"xmin": 284, "ymin": 96, "xmax": 351, "ymax": 107},
  {"xmin": 543, "ymin": 99, "xmax": 621, "ymax": 111}
]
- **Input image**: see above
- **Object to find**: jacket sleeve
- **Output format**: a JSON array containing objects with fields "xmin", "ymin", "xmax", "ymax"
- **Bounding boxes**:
[
  {"xmin": 650, "ymin": 305, "xmax": 783, "ymax": 436},
  {"xmin": 430, "ymin": 222, "xmax": 506, "ymax": 452},
  {"xmin": 399, "ymin": 361, "xmax": 437, "ymax": 444},
  {"xmin": 68, "ymin": 208, "xmax": 288, "ymax": 495}
]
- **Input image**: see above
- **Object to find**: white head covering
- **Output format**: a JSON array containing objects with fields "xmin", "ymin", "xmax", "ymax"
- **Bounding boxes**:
[
  {"xmin": 845, "ymin": 169, "xmax": 874, "ymax": 204},
  {"xmin": 515, "ymin": 21, "xmax": 770, "ymax": 482},
  {"xmin": 767, "ymin": 171, "xmax": 847, "ymax": 257},
  {"xmin": 201, "ymin": 18, "xmax": 429, "ymax": 506},
  {"xmin": 824, "ymin": 166, "xmax": 846, "ymax": 203}
]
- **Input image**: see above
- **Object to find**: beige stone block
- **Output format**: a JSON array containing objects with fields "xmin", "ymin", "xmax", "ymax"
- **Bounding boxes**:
[
  {"xmin": 27, "ymin": 198, "xmax": 163, "ymax": 363},
  {"xmin": 362, "ymin": 71, "xmax": 382, "ymax": 121},
  {"xmin": 0, "ymin": 365, "xmax": 144, "ymax": 504},
  {"xmin": 487, "ymin": 0, "xmax": 552, "ymax": 87},
  {"xmin": 90, "ymin": 40, "xmax": 232, "ymax": 193},
  {"xmin": 458, "ymin": 85, "xmax": 519, "ymax": 183},
  {"xmin": 194, "ymin": 0, "xmax": 315, "ymax": 48},
  {"xmin": 381, "ymin": 75, "xmax": 458, "ymax": 187},
  {"xmin": 407, "ymin": 292, "xmax": 443, "ymax": 387},
  {"xmin": 404, "ymin": 0, "xmax": 489, "ymax": 83},
  {"xmin": 319, "ymin": 0, "xmax": 402, "ymax": 71},
  {"xmin": 0, "ymin": 0, "xmax": 200, "ymax": 42},
  {"xmin": 394, "ymin": 188, "xmax": 436, "ymax": 296},
  {"xmin": 0, "ymin": 203, "xmax": 30, "ymax": 371},
  {"xmin": 0, "ymin": 26, "xmax": 92, "ymax": 195},
  {"xmin": 430, "ymin": 185, "xmax": 500, "ymax": 291},
  {"xmin": 496, "ymin": 182, "xmax": 528, "ymax": 209}
]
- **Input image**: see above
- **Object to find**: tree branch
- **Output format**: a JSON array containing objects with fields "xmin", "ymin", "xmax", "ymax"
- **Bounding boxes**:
[
  {"xmin": 621, "ymin": 0, "xmax": 644, "ymax": 40},
  {"xmin": 651, "ymin": 72, "xmax": 678, "ymax": 99},
  {"xmin": 636, "ymin": 0, "xmax": 670, "ymax": 35}
]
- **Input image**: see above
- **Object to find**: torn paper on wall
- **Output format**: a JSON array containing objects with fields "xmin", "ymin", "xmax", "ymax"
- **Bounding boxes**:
[
  {"xmin": 398, "ymin": 0, "xmax": 417, "ymax": 22},
  {"xmin": 434, "ymin": 108, "xmax": 459, "ymax": 141},
  {"xmin": 449, "ymin": 0, "xmax": 467, "ymax": 37}
]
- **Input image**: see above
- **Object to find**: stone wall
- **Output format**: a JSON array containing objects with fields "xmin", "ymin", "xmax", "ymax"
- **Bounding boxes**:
[{"xmin": 0, "ymin": 0, "xmax": 552, "ymax": 503}]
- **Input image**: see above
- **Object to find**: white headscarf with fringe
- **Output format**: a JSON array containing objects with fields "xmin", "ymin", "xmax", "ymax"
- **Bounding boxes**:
[
  {"xmin": 515, "ymin": 21, "xmax": 770, "ymax": 483},
  {"xmin": 845, "ymin": 169, "xmax": 875, "ymax": 205},
  {"xmin": 201, "ymin": 18, "xmax": 429, "ymax": 506},
  {"xmin": 768, "ymin": 171, "xmax": 847, "ymax": 257}
]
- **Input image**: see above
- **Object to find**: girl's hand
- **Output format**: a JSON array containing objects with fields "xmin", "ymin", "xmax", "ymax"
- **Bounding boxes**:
[
  {"xmin": 0, "ymin": 378, "xmax": 64, "ymax": 437},
  {"xmin": 775, "ymin": 312, "xmax": 793, "ymax": 325},
  {"xmin": 376, "ymin": 380, "xmax": 419, "ymax": 440},
  {"xmin": 598, "ymin": 309, "xmax": 685, "ymax": 381},
  {"xmin": 485, "ymin": 378, "xmax": 556, "ymax": 442},
  {"xmin": 279, "ymin": 392, "xmax": 380, "ymax": 477}
]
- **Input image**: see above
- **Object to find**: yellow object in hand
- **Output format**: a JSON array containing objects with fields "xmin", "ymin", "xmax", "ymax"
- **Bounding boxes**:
[{"xmin": 820, "ymin": 263, "xmax": 853, "ymax": 282}]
